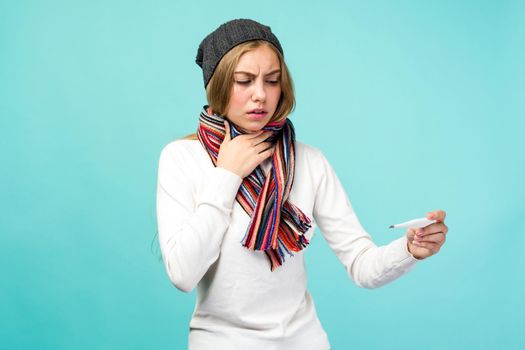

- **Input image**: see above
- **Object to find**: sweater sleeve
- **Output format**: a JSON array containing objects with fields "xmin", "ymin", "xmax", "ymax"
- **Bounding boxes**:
[
  {"xmin": 311, "ymin": 148, "xmax": 419, "ymax": 289},
  {"xmin": 156, "ymin": 142, "xmax": 243, "ymax": 293}
]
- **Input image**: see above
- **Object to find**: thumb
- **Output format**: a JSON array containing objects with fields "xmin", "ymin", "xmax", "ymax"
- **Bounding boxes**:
[
  {"xmin": 406, "ymin": 228, "xmax": 416, "ymax": 241},
  {"xmin": 223, "ymin": 119, "xmax": 231, "ymax": 142}
]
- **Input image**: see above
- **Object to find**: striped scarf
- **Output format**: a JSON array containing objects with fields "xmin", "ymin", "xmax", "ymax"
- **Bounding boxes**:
[{"xmin": 197, "ymin": 105, "xmax": 311, "ymax": 271}]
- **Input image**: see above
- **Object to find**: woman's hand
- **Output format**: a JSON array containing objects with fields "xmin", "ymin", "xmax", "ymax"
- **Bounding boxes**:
[
  {"xmin": 217, "ymin": 120, "xmax": 275, "ymax": 178},
  {"xmin": 406, "ymin": 210, "xmax": 448, "ymax": 260}
]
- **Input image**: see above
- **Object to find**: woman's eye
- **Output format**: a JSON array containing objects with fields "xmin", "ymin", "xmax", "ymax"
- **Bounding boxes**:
[
  {"xmin": 267, "ymin": 80, "xmax": 280, "ymax": 85},
  {"xmin": 236, "ymin": 80, "xmax": 251, "ymax": 84}
]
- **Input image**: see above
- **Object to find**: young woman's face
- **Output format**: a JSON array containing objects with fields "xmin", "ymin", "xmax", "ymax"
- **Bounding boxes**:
[{"xmin": 224, "ymin": 44, "xmax": 282, "ymax": 133}]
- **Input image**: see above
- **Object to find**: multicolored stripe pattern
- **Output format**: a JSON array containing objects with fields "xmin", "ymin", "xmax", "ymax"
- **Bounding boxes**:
[{"xmin": 197, "ymin": 105, "xmax": 311, "ymax": 271}]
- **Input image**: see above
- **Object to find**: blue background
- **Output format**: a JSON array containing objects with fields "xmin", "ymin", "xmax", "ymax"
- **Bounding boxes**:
[{"xmin": 1, "ymin": 0, "xmax": 523, "ymax": 349}]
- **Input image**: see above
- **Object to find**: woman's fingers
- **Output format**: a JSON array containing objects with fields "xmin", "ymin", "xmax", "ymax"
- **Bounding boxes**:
[
  {"xmin": 416, "ymin": 222, "xmax": 448, "ymax": 237},
  {"xmin": 232, "ymin": 129, "xmax": 271, "ymax": 145},
  {"xmin": 251, "ymin": 131, "xmax": 273, "ymax": 144},
  {"xmin": 254, "ymin": 141, "xmax": 274, "ymax": 153},
  {"xmin": 257, "ymin": 145, "xmax": 275, "ymax": 160},
  {"xmin": 411, "ymin": 240, "xmax": 441, "ymax": 254},
  {"xmin": 223, "ymin": 120, "xmax": 231, "ymax": 142},
  {"xmin": 427, "ymin": 209, "xmax": 446, "ymax": 222},
  {"xmin": 217, "ymin": 126, "xmax": 275, "ymax": 178},
  {"xmin": 413, "ymin": 232, "xmax": 446, "ymax": 245},
  {"xmin": 246, "ymin": 129, "xmax": 267, "ymax": 140},
  {"xmin": 408, "ymin": 210, "xmax": 449, "ymax": 259},
  {"xmin": 406, "ymin": 227, "xmax": 417, "ymax": 240}
]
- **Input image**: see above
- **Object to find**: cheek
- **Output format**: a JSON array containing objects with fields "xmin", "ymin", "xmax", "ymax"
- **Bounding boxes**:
[
  {"xmin": 230, "ymin": 87, "xmax": 250, "ymax": 107},
  {"xmin": 270, "ymin": 88, "xmax": 282, "ymax": 105}
]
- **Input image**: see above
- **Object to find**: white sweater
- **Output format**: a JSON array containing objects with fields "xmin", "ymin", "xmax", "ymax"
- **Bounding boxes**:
[{"xmin": 156, "ymin": 139, "xmax": 419, "ymax": 350}]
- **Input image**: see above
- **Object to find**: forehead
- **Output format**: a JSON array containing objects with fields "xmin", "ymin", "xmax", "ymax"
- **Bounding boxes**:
[{"xmin": 235, "ymin": 45, "xmax": 280, "ymax": 73}]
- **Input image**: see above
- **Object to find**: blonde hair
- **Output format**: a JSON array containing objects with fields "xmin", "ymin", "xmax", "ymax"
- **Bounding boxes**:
[{"xmin": 182, "ymin": 40, "xmax": 295, "ymax": 140}]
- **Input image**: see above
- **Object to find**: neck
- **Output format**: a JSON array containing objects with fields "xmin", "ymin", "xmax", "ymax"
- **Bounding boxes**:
[{"xmin": 202, "ymin": 105, "xmax": 286, "ymax": 140}]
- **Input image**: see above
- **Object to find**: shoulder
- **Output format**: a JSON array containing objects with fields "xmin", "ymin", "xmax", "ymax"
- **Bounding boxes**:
[
  {"xmin": 160, "ymin": 139, "xmax": 199, "ymax": 156},
  {"xmin": 293, "ymin": 140, "xmax": 334, "ymax": 187},
  {"xmin": 157, "ymin": 140, "xmax": 201, "ymax": 196},
  {"xmin": 294, "ymin": 140, "xmax": 339, "ymax": 185},
  {"xmin": 159, "ymin": 139, "xmax": 201, "ymax": 164},
  {"xmin": 295, "ymin": 140, "xmax": 327, "ymax": 164},
  {"xmin": 157, "ymin": 139, "xmax": 205, "ymax": 181}
]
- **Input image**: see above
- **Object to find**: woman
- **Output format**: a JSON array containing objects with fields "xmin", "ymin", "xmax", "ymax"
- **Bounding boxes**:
[{"xmin": 156, "ymin": 18, "xmax": 448, "ymax": 350}]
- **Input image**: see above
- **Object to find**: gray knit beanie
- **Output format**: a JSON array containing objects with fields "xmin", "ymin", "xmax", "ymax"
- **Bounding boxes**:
[{"xmin": 195, "ymin": 18, "xmax": 284, "ymax": 88}]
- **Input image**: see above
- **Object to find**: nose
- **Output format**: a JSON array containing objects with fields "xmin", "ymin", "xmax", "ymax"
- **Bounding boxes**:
[{"xmin": 251, "ymin": 79, "xmax": 266, "ymax": 103}]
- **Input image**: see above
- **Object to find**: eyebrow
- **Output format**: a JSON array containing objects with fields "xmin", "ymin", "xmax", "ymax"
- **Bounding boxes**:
[{"xmin": 234, "ymin": 69, "xmax": 281, "ymax": 77}]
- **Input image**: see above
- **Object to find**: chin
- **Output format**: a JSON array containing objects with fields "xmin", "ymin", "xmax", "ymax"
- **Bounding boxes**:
[
  {"xmin": 243, "ymin": 120, "xmax": 270, "ymax": 133},
  {"xmin": 244, "ymin": 126, "xmax": 264, "ymax": 133}
]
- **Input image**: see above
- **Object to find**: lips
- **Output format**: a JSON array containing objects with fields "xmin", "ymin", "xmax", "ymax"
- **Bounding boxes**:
[
  {"xmin": 247, "ymin": 108, "xmax": 268, "ymax": 120},
  {"xmin": 248, "ymin": 108, "xmax": 267, "ymax": 114}
]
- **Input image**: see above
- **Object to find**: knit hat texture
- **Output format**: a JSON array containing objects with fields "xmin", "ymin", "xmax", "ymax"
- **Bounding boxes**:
[{"xmin": 195, "ymin": 18, "xmax": 284, "ymax": 88}]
